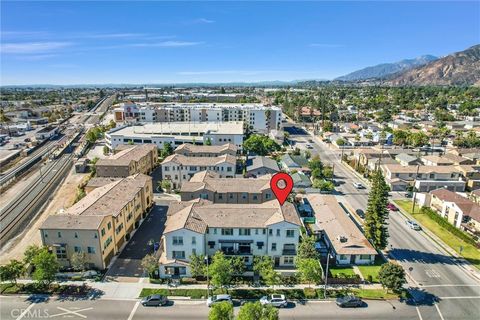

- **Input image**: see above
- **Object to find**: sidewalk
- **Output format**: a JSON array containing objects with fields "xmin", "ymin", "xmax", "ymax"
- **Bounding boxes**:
[{"xmin": 9, "ymin": 279, "xmax": 386, "ymax": 300}]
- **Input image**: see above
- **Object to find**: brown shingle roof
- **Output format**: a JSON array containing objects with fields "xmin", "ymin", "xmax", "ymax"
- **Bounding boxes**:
[
  {"xmin": 180, "ymin": 170, "xmax": 271, "ymax": 193},
  {"xmin": 161, "ymin": 154, "xmax": 236, "ymax": 166},
  {"xmin": 383, "ymin": 164, "xmax": 460, "ymax": 174},
  {"xmin": 174, "ymin": 143, "xmax": 237, "ymax": 155},
  {"xmin": 430, "ymin": 188, "xmax": 480, "ymax": 221},
  {"xmin": 40, "ymin": 215, "xmax": 105, "ymax": 230},
  {"xmin": 97, "ymin": 144, "xmax": 156, "ymax": 167}
]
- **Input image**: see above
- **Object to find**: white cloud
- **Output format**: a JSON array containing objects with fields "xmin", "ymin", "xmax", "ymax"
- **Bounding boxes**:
[
  {"xmin": 129, "ymin": 41, "xmax": 203, "ymax": 48},
  {"xmin": 1, "ymin": 42, "xmax": 72, "ymax": 54},
  {"xmin": 193, "ymin": 18, "xmax": 215, "ymax": 24},
  {"xmin": 14, "ymin": 54, "xmax": 58, "ymax": 61}
]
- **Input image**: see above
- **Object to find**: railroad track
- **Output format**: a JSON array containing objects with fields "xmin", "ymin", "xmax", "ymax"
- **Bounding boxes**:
[{"xmin": 0, "ymin": 154, "xmax": 73, "ymax": 242}]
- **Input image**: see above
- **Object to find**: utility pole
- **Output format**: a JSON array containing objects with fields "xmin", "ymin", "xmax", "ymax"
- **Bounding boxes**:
[{"xmin": 411, "ymin": 164, "xmax": 421, "ymax": 213}]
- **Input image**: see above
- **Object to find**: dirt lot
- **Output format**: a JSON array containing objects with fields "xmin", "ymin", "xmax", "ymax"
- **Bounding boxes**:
[{"xmin": 0, "ymin": 167, "xmax": 88, "ymax": 264}]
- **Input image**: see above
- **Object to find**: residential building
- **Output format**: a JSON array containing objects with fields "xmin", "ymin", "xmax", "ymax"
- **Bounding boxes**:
[
  {"xmin": 421, "ymin": 155, "xmax": 454, "ymax": 166},
  {"xmin": 180, "ymin": 171, "xmax": 273, "ymax": 203},
  {"xmin": 307, "ymin": 194, "xmax": 377, "ymax": 265},
  {"xmin": 442, "ymin": 153, "xmax": 475, "ymax": 165},
  {"xmin": 382, "ymin": 164, "xmax": 465, "ymax": 192},
  {"xmin": 292, "ymin": 171, "xmax": 312, "ymax": 189},
  {"xmin": 174, "ymin": 143, "xmax": 238, "ymax": 157},
  {"xmin": 105, "ymin": 122, "xmax": 244, "ymax": 151},
  {"xmin": 279, "ymin": 154, "xmax": 309, "ymax": 172},
  {"xmin": 429, "ymin": 189, "xmax": 480, "ymax": 235},
  {"xmin": 96, "ymin": 144, "xmax": 157, "ymax": 178},
  {"xmin": 246, "ymin": 156, "xmax": 280, "ymax": 177},
  {"xmin": 112, "ymin": 102, "xmax": 282, "ymax": 133},
  {"xmin": 40, "ymin": 174, "xmax": 153, "ymax": 270},
  {"xmin": 158, "ymin": 200, "xmax": 301, "ymax": 278},
  {"xmin": 161, "ymin": 154, "xmax": 236, "ymax": 188},
  {"xmin": 395, "ymin": 153, "xmax": 419, "ymax": 166}
]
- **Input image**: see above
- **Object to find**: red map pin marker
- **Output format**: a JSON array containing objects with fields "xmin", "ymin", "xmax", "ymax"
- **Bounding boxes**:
[{"xmin": 270, "ymin": 172, "xmax": 294, "ymax": 206}]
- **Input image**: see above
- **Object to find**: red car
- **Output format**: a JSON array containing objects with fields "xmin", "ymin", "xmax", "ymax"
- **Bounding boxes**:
[{"xmin": 387, "ymin": 203, "xmax": 398, "ymax": 211}]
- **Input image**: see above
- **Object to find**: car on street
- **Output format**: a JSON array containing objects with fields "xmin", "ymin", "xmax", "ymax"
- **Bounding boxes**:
[
  {"xmin": 306, "ymin": 144, "xmax": 314, "ymax": 149},
  {"xmin": 260, "ymin": 294, "xmax": 288, "ymax": 308},
  {"xmin": 206, "ymin": 294, "xmax": 233, "ymax": 307},
  {"xmin": 353, "ymin": 182, "xmax": 365, "ymax": 189},
  {"xmin": 406, "ymin": 220, "xmax": 422, "ymax": 230},
  {"xmin": 308, "ymin": 139, "xmax": 314, "ymax": 143},
  {"xmin": 335, "ymin": 295, "xmax": 365, "ymax": 308},
  {"xmin": 387, "ymin": 203, "xmax": 398, "ymax": 211},
  {"xmin": 355, "ymin": 209, "xmax": 365, "ymax": 218},
  {"xmin": 141, "ymin": 294, "xmax": 169, "ymax": 307}
]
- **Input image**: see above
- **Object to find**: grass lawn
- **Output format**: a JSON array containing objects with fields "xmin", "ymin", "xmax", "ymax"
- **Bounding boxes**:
[
  {"xmin": 357, "ymin": 256, "xmax": 385, "ymax": 283},
  {"xmin": 394, "ymin": 200, "xmax": 480, "ymax": 270},
  {"xmin": 328, "ymin": 266, "xmax": 356, "ymax": 277}
]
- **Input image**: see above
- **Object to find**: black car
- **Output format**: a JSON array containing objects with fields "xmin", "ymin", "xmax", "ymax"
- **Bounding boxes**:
[
  {"xmin": 336, "ymin": 295, "xmax": 365, "ymax": 308},
  {"xmin": 355, "ymin": 209, "xmax": 365, "ymax": 218},
  {"xmin": 141, "ymin": 294, "xmax": 169, "ymax": 306}
]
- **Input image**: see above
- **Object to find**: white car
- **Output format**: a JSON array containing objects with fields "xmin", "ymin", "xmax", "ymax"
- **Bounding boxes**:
[
  {"xmin": 353, "ymin": 182, "xmax": 365, "ymax": 189},
  {"xmin": 406, "ymin": 220, "xmax": 422, "ymax": 231},
  {"xmin": 260, "ymin": 294, "xmax": 288, "ymax": 308},
  {"xmin": 206, "ymin": 294, "xmax": 232, "ymax": 307},
  {"xmin": 306, "ymin": 144, "xmax": 314, "ymax": 149}
]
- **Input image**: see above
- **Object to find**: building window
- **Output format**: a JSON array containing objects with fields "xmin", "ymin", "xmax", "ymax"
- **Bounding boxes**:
[
  {"xmin": 101, "ymin": 228, "xmax": 105, "ymax": 236},
  {"xmin": 263, "ymin": 229, "xmax": 266, "ymax": 234},
  {"xmin": 339, "ymin": 254, "xmax": 347, "ymax": 260},
  {"xmin": 265, "ymin": 193, "xmax": 272, "ymax": 199},
  {"xmin": 104, "ymin": 236, "xmax": 112, "ymax": 250},
  {"xmin": 284, "ymin": 256, "xmax": 294, "ymax": 264},
  {"xmin": 276, "ymin": 229, "xmax": 280, "ymax": 236},
  {"xmin": 253, "ymin": 195, "xmax": 258, "ymax": 200},
  {"xmin": 44, "ymin": 232, "xmax": 48, "ymax": 238},
  {"xmin": 94, "ymin": 233, "xmax": 98, "ymax": 239},
  {"xmin": 192, "ymin": 248, "xmax": 196, "ymax": 255},
  {"xmin": 55, "ymin": 247, "xmax": 67, "ymax": 259},
  {"xmin": 286, "ymin": 230, "xmax": 295, "ymax": 238},
  {"xmin": 221, "ymin": 228, "xmax": 233, "ymax": 236},
  {"xmin": 107, "ymin": 222, "xmax": 112, "ymax": 230},
  {"xmin": 213, "ymin": 228, "xmax": 217, "ymax": 234},
  {"xmin": 74, "ymin": 246, "xmax": 81, "ymax": 253},
  {"xmin": 87, "ymin": 247, "xmax": 96, "ymax": 254},
  {"xmin": 218, "ymin": 194, "xmax": 223, "ymax": 199},
  {"xmin": 57, "ymin": 232, "xmax": 62, "ymax": 238},
  {"xmin": 164, "ymin": 167, "xmax": 169, "ymax": 172},
  {"xmin": 239, "ymin": 228, "xmax": 250, "ymax": 236},
  {"xmin": 359, "ymin": 254, "xmax": 371, "ymax": 260},
  {"xmin": 173, "ymin": 236, "xmax": 184, "ymax": 245},
  {"xmin": 227, "ymin": 167, "xmax": 232, "ymax": 172},
  {"xmin": 192, "ymin": 237, "xmax": 196, "ymax": 245},
  {"xmin": 271, "ymin": 243, "xmax": 277, "ymax": 251},
  {"xmin": 242, "ymin": 193, "xmax": 247, "ymax": 199},
  {"xmin": 74, "ymin": 232, "xmax": 78, "ymax": 238},
  {"xmin": 172, "ymin": 251, "xmax": 185, "ymax": 259}
]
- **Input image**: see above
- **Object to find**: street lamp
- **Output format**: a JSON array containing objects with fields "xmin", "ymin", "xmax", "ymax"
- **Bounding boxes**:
[
  {"xmin": 205, "ymin": 255, "xmax": 210, "ymax": 299},
  {"xmin": 324, "ymin": 248, "xmax": 332, "ymax": 299}
]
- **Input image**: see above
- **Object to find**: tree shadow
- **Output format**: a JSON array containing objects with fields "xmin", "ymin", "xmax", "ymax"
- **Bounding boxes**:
[
  {"xmin": 404, "ymin": 287, "xmax": 440, "ymax": 306},
  {"xmin": 390, "ymin": 248, "xmax": 480, "ymax": 267}
]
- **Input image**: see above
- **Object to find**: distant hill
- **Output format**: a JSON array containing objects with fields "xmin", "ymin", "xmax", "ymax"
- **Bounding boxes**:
[
  {"xmin": 336, "ymin": 55, "xmax": 438, "ymax": 81},
  {"xmin": 386, "ymin": 44, "xmax": 480, "ymax": 86}
]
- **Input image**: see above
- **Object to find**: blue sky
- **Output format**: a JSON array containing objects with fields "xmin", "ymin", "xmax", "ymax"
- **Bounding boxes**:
[{"xmin": 1, "ymin": 1, "xmax": 479, "ymax": 85}]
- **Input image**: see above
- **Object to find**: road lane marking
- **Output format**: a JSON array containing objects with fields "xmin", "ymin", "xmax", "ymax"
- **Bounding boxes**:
[
  {"xmin": 422, "ymin": 284, "xmax": 480, "ymax": 288},
  {"xmin": 435, "ymin": 303, "xmax": 445, "ymax": 320},
  {"xmin": 50, "ymin": 307, "xmax": 93, "ymax": 318},
  {"xmin": 416, "ymin": 306, "xmax": 423, "ymax": 320},
  {"xmin": 16, "ymin": 302, "xmax": 36, "ymax": 320},
  {"xmin": 127, "ymin": 301, "xmax": 140, "ymax": 320}
]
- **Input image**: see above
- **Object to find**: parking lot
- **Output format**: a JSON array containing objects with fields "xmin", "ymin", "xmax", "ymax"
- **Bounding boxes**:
[{"xmin": 105, "ymin": 204, "xmax": 167, "ymax": 279}]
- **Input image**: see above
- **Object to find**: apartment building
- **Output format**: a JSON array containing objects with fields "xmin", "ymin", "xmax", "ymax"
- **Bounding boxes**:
[
  {"xmin": 105, "ymin": 122, "xmax": 244, "ymax": 151},
  {"xmin": 96, "ymin": 144, "xmax": 158, "ymax": 178},
  {"xmin": 308, "ymin": 194, "xmax": 377, "ymax": 265},
  {"xmin": 382, "ymin": 164, "xmax": 465, "ymax": 192},
  {"xmin": 40, "ymin": 174, "xmax": 153, "ymax": 270},
  {"xmin": 429, "ymin": 188, "xmax": 480, "ymax": 234},
  {"xmin": 112, "ymin": 102, "xmax": 282, "ymax": 133},
  {"xmin": 161, "ymin": 154, "xmax": 236, "ymax": 188},
  {"xmin": 174, "ymin": 143, "xmax": 238, "ymax": 157},
  {"xmin": 158, "ymin": 200, "xmax": 301, "ymax": 278},
  {"xmin": 180, "ymin": 171, "xmax": 273, "ymax": 203}
]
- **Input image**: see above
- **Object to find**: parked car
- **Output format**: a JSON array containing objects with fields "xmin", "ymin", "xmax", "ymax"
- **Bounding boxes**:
[
  {"xmin": 308, "ymin": 139, "xmax": 314, "ymax": 143},
  {"xmin": 206, "ymin": 294, "xmax": 232, "ymax": 307},
  {"xmin": 353, "ymin": 182, "xmax": 365, "ymax": 189},
  {"xmin": 336, "ymin": 295, "xmax": 364, "ymax": 308},
  {"xmin": 141, "ymin": 294, "xmax": 168, "ymax": 307},
  {"xmin": 406, "ymin": 220, "xmax": 422, "ymax": 231},
  {"xmin": 355, "ymin": 209, "xmax": 365, "ymax": 218},
  {"xmin": 306, "ymin": 144, "xmax": 314, "ymax": 149},
  {"xmin": 387, "ymin": 203, "xmax": 398, "ymax": 211},
  {"xmin": 260, "ymin": 294, "xmax": 288, "ymax": 308}
]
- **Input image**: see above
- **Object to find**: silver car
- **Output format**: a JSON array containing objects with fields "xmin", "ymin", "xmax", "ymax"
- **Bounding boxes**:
[
  {"xmin": 206, "ymin": 294, "xmax": 232, "ymax": 307},
  {"xmin": 260, "ymin": 294, "xmax": 288, "ymax": 308},
  {"xmin": 406, "ymin": 220, "xmax": 421, "ymax": 230}
]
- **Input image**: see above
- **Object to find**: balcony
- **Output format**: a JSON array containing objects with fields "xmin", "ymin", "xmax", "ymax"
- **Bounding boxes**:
[
  {"xmin": 282, "ymin": 249, "xmax": 297, "ymax": 255},
  {"xmin": 220, "ymin": 248, "xmax": 252, "ymax": 255}
]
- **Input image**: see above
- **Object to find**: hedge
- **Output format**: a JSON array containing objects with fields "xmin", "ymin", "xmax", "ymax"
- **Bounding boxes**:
[{"xmin": 420, "ymin": 207, "xmax": 477, "ymax": 245}]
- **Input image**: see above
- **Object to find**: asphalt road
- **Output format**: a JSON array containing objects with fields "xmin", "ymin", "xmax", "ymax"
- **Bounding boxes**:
[
  {"xmin": 0, "ymin": 295, "xmax": 423, "ymax": 320},
  {"xmin": 288, "ymin": 126, "xmax": 480, "ymax": 320}
]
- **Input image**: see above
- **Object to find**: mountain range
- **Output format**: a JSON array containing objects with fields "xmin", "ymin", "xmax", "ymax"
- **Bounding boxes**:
[{"xmin": 336, "ymin": 55, "xmax": 438, "ymax": 81}]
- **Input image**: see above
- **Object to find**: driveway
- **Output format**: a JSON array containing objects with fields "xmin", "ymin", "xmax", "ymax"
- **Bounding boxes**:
[{"xmin": 105, "ymin": 204, "xmax": 167, "ymax": 279}]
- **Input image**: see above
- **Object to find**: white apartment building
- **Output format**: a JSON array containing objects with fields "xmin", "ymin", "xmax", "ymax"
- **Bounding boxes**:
[
  {"xmin": 159, "ymin": 200, "xmax": 301, "ymax": 278},
  {"xmin": 161, "ymin": 154, "xmax": 237, "ymax": 188},
  {"xmin": 105, "ymin": 122, "xmax": 244, "ymax": 151},
  {"xmin": 112, "ymin": 102, "xmax": 282, "ymax": 133}
]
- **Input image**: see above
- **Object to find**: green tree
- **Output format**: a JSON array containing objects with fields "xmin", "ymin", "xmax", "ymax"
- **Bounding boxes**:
[
  {"xmin": 313, "ymin": 179, "xmax": 334, "ymax": 192},
  {"xmin": 159, "ymin": 179, "xmax": 172, "ymax": 193},
  {"xmin": 392, "ymin": 130, "xmax": 408, "ymax": 146},
  {"xmin": 231, "ymin": 256, "xmax": 246, "ymax": 276},
  {"xmin": 243, "ymin": 135, "xmax": 280, "ymax": 156},
  {"xmin": 71, "ymin": 252, "xmax": 88, "ymax": 272},
  {"xmin": 378, "ymin": 262, "xmax": 406, "ymax": 293},
  {"xmin": 296, "ymin": 258, "xmax": 323, "ymax": 287},
  {"xmin": 189, "ymin": 253, "xmax": 206, "ymax": 278},
  {"xmin": 364, "ymin": 169, "xmax": 390, "ymax": 249},
  {"xmin": 205, "ymin": 137, "xmax": 212, "ymax": 146},
  {"xmin": 336, "ymin": 138, "xmax": 345, "ymax": 146},
  {"xmin": 0, "ymin": 260, "xmax": 25, "ymax": 284},
  {"xmin": 161, "ymin": 142, "xmax": 173, "ymax": 158},
  {"xmin": 209, "ymin": 251, "xmax": 233, "ymax": 289},
  {"xmin": 308, "ymin": 155, "xmax": 323, "ymax": 172},
  {"xmin": 24, "ymin": 244, "xmax": 42, "ymax": 265},
  {"xmin": 253, "ymin": 256, "xmax": 280, "ymax": 288},
  {"xmin": 322, "ymin": 166, "xmax": 334, "ymax": 179},
  {"xmin": 209, "ymin": 301, "xmax": 234, "ymax": 320},
  {"xmin": 32, "ymin": 247, "xmax": 60, "ymax": 286},
  {"xmin": 237, "ymin": 301, "xmax": 279, "ymax": 320},
  {"xmin": 322, "ymin": 120, "xmax": 334, "ymax": 133},
  {"xmin": 297, "ymin": 236, "xmax": 319, "ymax": 260},
  {"xmin": 141, "ymin": 254, "xmax": 158, "ymax": 278}
]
